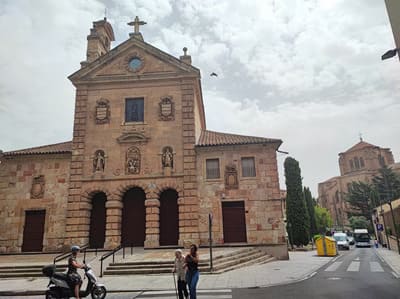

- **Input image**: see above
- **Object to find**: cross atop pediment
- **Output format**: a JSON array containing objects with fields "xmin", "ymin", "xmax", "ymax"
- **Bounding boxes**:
[{"xmin": 128, "ymin": 16, "xmax": 147, "ymax": 34}]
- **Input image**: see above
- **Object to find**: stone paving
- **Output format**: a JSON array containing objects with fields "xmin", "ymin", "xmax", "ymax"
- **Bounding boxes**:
[
  {"xmin": 375, "ymin": 247, "xmax": 400, "ymax": 276},
  {"xmin": 0, "ymin": 250, "xmax": 332, "ymax": 295}
]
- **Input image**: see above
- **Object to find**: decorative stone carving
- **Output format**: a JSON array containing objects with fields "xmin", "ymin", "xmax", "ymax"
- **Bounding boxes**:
[
  {"xmin": 117, "ymin": 132, "xmax": 148, "ymax": 144},
  {"xmin": 95, "ymin": 99, "xmax": 110, "ymax": 124},
  {"xmin": 162, "ymin": 146, "xmax": 174, "ymax": 168},
  {"xmin": 159, "ymin": 96, "xmax": 174, "ymax": 121},
  {"xmin": 93, "ymin": 150, "xmax": 105, "ymax": 172},
  {"xmin": 225, "ymin": 164, "xmax": 238, "ymax": 189},
  {"xmin": 31, "ymin": 175, "xmax": 45, "ymax": 199},
  {"xmin": 126, "ymin": 147, "xmax": 140, "ymax": 174}
]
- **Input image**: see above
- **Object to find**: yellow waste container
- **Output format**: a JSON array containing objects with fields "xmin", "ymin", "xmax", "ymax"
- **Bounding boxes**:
[{"xmin": 315, "ymin": 236, "xmax": 337, "ymax": 256}]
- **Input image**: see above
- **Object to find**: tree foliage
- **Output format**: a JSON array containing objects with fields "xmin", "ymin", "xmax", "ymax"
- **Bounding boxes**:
[
  {"xmin": 345, "ymin": 181, "xmax": 377, "ymax": 219},
  {"xmin": 372, "ymin": 166, "xmax": 400, "ymax": 203},
  {"xmin": 304, "ymin": 186, "xmax": 317, "ymax": 237},
  {"xmin": 314, "ymin": 206, "xmax": 333, "ymax": 233},
  {"xmin": 284, "ymin": 157, "xmax": 310, "ymax": 246},
  {"xmin": 348, "ymin": 216, "xmax": 370, "ymax": 231}
]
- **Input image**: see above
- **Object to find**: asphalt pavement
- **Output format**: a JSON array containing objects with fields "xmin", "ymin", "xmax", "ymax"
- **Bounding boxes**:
[{"xmin": 234, "ymin": 247, "xmax": 400, "ymax": 299}]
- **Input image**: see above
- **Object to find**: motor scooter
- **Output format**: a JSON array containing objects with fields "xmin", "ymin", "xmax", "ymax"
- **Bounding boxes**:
[{"xmin": 42, "ymin": 264, "xmax": 106, "ymax": 299}]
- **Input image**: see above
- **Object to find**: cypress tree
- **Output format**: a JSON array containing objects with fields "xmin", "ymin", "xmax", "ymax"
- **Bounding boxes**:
[
  {"xmin": 304, "ymin": 186, "xmax": 317, "ymax": 237},
  {"xmin": 284, "ymin": 157, "xmax": 310, "ymax": 246}
]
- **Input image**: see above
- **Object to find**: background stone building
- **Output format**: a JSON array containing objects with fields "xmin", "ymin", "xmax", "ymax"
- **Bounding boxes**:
[
  {"xmin": 0, "ymin": 18, "xmax": 287, "ymax": 258},
  {"xmin": 318, "ymin": 139, "xmax": 396, "ymax": 229}
]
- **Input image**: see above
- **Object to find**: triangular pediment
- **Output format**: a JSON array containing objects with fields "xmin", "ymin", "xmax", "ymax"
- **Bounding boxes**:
[{"xmin": 69, "ymin": 37, "xmax": 199, "ymax": 84}]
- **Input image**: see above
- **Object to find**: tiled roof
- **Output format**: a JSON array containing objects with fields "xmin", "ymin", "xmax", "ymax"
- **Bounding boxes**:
[
  {"xmin": 342, "ymin": 141, "xmax": 377, "ymax": 154},
  {"xmin": 3, "ymin": 141, "xmax": 72, "ymax": 156},
  {"xmin": 196, "ymin": 130, "xmax": 281, "ymax": 147}
]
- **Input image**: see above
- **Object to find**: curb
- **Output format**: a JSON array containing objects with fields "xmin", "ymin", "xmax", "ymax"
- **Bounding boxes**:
[{"xmin": 374, "ymin": 249, "xmax": 400, "ymax": 278}]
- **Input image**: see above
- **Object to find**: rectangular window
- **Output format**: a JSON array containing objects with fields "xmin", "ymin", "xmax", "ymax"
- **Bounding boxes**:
[
  {"xmin": 206, "ymin": 159, "xmax": 220, "ymax": 179},
  {"xmin": 125, "ymin": 98, "xmax": 144, "ymax": 122},
  {"xmin": 241, "ymin": 157, "xmax": 256, "ymax": 177}
]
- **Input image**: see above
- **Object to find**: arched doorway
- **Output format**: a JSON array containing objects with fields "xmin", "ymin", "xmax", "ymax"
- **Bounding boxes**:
[
  {"xmin": 121, "ymin": 187, "xmax": 146, "ymax": 247},
  {"xmin": 159, "ymin": 189, "xmax": 179, "ymax": 246},
  {"xmin": 89, "ymin": 192, "xmax": 107, "ymax": 249}
]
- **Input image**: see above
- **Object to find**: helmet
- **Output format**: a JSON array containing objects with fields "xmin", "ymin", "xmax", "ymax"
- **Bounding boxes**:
[{"xmin": 71, "ymin": 245, "xmax": 80, "ymax": 252}]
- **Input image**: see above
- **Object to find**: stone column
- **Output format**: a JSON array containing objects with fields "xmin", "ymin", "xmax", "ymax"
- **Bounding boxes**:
[
  {"xmin": 104, "ymin": 199, "xmax": 122, "ymax": 249},
  {"xmin": 144, "ymin": 198, "xmax": 160, "ymax": 248}
]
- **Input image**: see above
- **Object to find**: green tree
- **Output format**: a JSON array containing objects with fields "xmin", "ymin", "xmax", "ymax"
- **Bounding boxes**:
[
  {"xmin": 284, "ymin": 157, "xmax": 310, "ymax": 246},
  {"xmin": 348, "ymin": 216, "xmax": 370, "ymax": 231},
  {"xmin": 372, "ymin": 166, "xmax": 400, "ymax": 203},
  {"xmin": 345, "ymin": 181, "xmax": 377, "ymax": 219},
  {"xmin": 304, "ymin": 186, "xmax": 317, "ymax": 237},
  {"xmin": 314, "ymin": 206, "xmax": 333, "ymax": 234}
]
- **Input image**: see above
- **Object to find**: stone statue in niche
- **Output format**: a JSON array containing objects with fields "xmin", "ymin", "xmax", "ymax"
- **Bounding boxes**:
[
  {"xmin": 159, "ymin": 96, "xmax": 174, "ymax": 121},
  {"xmin": 162, "ymin": 146, "xmax": 174, "ymax": 168},
  {"xmin": 93, "ymin": 150, "xmax": 105, "ymax": 172},
  {"xmin": 225, "ymin": 164, "xmax": 238, "ymax": 189},
  {"xmin": 126, "ymin": 146, "xmax": 140, "ymax": 174},
  {"xmin": 31, "ymin": 175, "xmax": 45, "ymax": 199},
  {"xmin": 95, "ymin": 98, "xmax": 110, "ymax": 124}
]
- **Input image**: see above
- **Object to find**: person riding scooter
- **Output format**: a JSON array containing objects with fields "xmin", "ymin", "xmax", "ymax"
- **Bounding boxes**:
[{"xmin": 68, "ymin": 245, "xmax": 85, "ymax": 299}]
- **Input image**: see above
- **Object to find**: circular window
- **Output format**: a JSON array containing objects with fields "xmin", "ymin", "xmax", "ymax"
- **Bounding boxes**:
[{"xmin": 129, "ymin": 57, "xmax": 142, "ymax": 71}]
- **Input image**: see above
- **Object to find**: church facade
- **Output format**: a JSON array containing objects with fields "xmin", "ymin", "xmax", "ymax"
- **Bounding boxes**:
[
  {"xmin": 318, "ymin": 140, "xmax": 397, "ymax": 229},
  {"xmin": 0, "ymin": 18, "xmax": 287, "ymax": 258}
]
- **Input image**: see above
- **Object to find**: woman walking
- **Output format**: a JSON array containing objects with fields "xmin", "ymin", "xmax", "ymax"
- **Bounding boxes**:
[
  {"xmin": 185, "ymin": 244, "xmax": 199, "ymax": 299},
  {"xmin": 173, "ymin": 249, "xmax": 189, "ymax": 299}
]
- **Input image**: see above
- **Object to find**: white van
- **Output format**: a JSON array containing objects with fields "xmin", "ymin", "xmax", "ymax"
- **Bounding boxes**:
[
  {"xmin": 354, "ymin": 229, "xmax": 371, "ymax": 248},
  {"xmin": 333, "ymin": 232, "xmax": 350, "ymax": 250}
]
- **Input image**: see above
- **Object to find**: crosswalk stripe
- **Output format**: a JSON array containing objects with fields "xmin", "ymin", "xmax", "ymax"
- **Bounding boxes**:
[
  {"xmin": 325, "ymin": 261, "xmax": 343, "ymax": 272},
  {"xmin": 370, "ymin": 261, "xmax": 384, "ymax": 272},
  {"xmin": 137, "ymin": 289, "xmax": 232, "ymax": 298},
  {"xmin": 347, "ymin": 261, "xmax": 360, "ymax": 272}
]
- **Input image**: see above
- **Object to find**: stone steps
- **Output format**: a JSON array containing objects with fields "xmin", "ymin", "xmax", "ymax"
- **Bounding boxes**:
[
  {"xmin": 103, "ymin": 248, "xmax": 274, "ymax": 275},
  {"xmin": 0, "ymin": 264, "xmax": 67, "ymax": 279}
]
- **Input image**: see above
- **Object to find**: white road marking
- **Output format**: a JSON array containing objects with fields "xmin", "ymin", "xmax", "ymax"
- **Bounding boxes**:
[
  {"xmin": 370, "ymin": 261, "xmax": 384, "ymax": 272},
  {"xmin": 325, "ymin": 262, "xmax": 343, "ymax": 272},
  {"xmin": 347, "ymin": 261, "xmax": 360, "ymax": 272},
  {"xmin": 354, "ymin": 257, "xmax": 360, "ymax": 261},
  {"xmin": 138, "ymin": 289, "xmax": 233, "ymax": 298},
  {"xmin": 392, "ymin": 271, "xmax": 400, "ymax": 279}
]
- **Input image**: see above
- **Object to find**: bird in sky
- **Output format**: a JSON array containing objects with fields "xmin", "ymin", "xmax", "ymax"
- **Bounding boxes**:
[{"xmin": 210, "ymin": 72, "xmax": 218, "ymax": 77}]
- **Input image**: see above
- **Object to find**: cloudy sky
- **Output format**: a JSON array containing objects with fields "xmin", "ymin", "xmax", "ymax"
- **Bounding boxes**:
[{"xmin": 1, "ymin": 0, "xmax": 399, "ymax": 196}]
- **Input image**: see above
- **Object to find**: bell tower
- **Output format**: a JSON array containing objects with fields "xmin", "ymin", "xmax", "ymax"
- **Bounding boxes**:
[{"xmin": 81, "ymin": 18, "xmax": 115, "ymax": 67}]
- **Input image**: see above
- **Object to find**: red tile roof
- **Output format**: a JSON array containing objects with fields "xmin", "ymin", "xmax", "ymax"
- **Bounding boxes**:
[
  {"xmin": 342, "ymin": 141, "xmax": 378, "ymax": 154},
  {"xmin": 196, "ymin": 130, "xmax": 281, "ymax": 147},
  {"xmin": 3, "ymin": 141, "xmax": 72, "ymax": 156}
]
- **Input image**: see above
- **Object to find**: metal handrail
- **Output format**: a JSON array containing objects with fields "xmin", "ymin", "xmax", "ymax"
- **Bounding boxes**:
[
  {"xmin": 53, "ymin": 243, "xmax": 89, "ymax": 264},
  {"xmin": 99, "ymin": 245, "xmax": 122, "ymax": 277}
]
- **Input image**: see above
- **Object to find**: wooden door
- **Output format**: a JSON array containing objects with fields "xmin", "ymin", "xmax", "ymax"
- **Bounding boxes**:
[
  {"xmin": 22, "ymin": 210, "xmax": 46, "ymax": 252},
  {"xmin": 159, "ymin": 189, "xmax": 179, "ymax": 246},
  {"xmin": 222, "ymin": 201, "xmax": 247, "ymax": 243},
  {"xmin": 121, "ymin": 188, "xmax": 146, "ymax": 247},
  {"xmin": 89, "ymin": 192, "xmax": 107, "ymax": 249}
]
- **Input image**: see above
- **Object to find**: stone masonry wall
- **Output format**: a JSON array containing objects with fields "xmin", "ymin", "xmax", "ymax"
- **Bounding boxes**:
[
  {"xmin": 196, "ymin": 144, "xmax": 286, "ymax": 248},
  {"xmin": 0, "ymin": 154, "xmax": 70, "ymax": 253}
]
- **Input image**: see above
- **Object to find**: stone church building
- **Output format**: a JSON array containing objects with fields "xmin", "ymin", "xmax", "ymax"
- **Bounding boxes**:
[
  {"xmin": 318, "ymin": 139, "xmax": 397, "ymax": 229},
  {"xmin": 0, "ymin": 18, "xmax": 287, "ymax": 258}
]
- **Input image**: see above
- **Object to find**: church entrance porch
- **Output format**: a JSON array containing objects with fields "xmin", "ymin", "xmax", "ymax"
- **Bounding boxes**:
[
  {"xmin": 22, "ymin": 210, "xmax": 46, "ymax": 252},
  {"xmin": 121, "ymin": 188, "xmax": 146, "ymax": 247},
  {"xmin": 222, "ymin": 201, "xmax": 247, "ymax": 243},
  {"xmin": 89, "ymin": 192, "xmax": 107, "ymax": 249},
  {"xmin": 159, "ymin": 189, "xmax": 179, "ymax": 246}
]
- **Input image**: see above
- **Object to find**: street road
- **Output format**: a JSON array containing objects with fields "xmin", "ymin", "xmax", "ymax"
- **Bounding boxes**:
[
  {"xmin": 234, "ymin": 247, "xmax": 400, "ymax": 299},
  {"xmin": 2, "ymin": 248, "xmax": 399, "ymax": 299}
]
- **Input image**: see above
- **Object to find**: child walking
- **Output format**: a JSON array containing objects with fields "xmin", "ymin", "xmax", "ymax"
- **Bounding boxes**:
[{"xmin": 173, "ymin": 249, "xmax": 189, "ymax": 299}]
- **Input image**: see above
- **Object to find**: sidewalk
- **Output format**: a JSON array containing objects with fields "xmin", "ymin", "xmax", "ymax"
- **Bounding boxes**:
[
  {"xmin": 375, "ymin": 247, "xmax": 400, "ymax": 276},
  {"xmin": 0, "ymin": 250, "xmax": 332, "ymax": 295}
]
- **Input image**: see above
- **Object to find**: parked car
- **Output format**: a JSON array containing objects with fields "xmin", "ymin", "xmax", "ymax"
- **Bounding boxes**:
[{"xmin": 333, "ymin": 232, "xmax": 350, "ymax": 250}]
